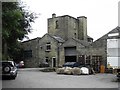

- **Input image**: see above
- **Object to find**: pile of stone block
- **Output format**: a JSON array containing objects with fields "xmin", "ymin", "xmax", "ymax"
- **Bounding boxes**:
[
  {"xmin": 72, "ymin": 67, "xmax": 81, "ymax": 75},
  {"xmin": 56, "ymin": 67, "xmax": 65, "ymax": 74},
  {"xmin": 56, "ymin": 67, "xmax": 81, "ymax": 75},
  {"xmin": 64, "ymin": 67, "xmax": 73, "ymax": 75}
]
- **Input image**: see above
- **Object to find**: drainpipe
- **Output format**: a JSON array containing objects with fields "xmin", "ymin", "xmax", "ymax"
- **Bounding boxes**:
[
  {"xmin": 84, "ymin": 55, "xmax": 86, "ymax": 66},
  {"xmin": 37, "ymin": 38, "xmax": 40, "ymax": 67},
  {"xmin": 57, "ymin": 42, "xmax": 62, "ymax": 67},
  {"xmin": 57, "ymin": 43, "xmax": 60, "ymax": 67}
]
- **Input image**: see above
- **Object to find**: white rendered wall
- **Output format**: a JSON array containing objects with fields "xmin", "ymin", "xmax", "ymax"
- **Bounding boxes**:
[{"xmin": 107, "ymin": 39, "xmax": 120, "ymax": 68}]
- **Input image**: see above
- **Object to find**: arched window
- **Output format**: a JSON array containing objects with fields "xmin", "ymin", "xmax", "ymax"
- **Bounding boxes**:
[
  {"xmin": 55, "ymin": 20, "xmax": 59, "ymax": 29},
  {"xmin": 74, "ymin": 33, "xmax": 76, "ymax": 38}
]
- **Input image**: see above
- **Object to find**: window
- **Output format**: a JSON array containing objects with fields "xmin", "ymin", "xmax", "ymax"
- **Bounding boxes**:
[
  {"xmin": 85, "ymin": 55, "xmax": 90, "ymax": 64},
  {"xmin": 45, "ymin": 57, "xmax": 49, "ymax": 62},
  {"xmin": 74, "ymin": 33, "xmax": 76, "ymax": 38},
  {"xmin": 46, "ymin": 42, "xmax": 51, "ymax": 51},
  {"xmin": 74, "ymin": 22, "xmax": 76, "ymax": 29},
  {"xmin": 55, "ymin": 20, "xmax": 59, "ymax": 29}
]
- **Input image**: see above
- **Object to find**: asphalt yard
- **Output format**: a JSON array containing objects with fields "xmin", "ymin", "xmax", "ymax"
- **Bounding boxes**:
[{"xmin": 2, "ymin": 68, "xmax": 119, "ymax": 88}]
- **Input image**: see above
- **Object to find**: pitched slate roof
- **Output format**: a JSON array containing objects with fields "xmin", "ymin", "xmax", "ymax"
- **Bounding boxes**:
[
  {"xmin": 72, "ymin": 38, "xmax": 90, "ymax": 47},
  {"xmin": 52, "ymin": 36, "xmax": 65, "ymax": 43},
  {"xmin": 105, "ymin": 26, "xmax": 119, "ymax": 38},
  {"xmin": 45, "ymin": 33, "xmax": 65, "ymax": 43},
  {"xmin": 87, "ymin": 35, "xmax": 93, "ymax": 39},
  {"xmin": 93, "ymin": 26, "xmax": 120, "ymax": 44},
  {"xmin": 22, "ymin": 37, "xmax": 41, "ymax": 43},
  {"xmin": 108, "ymin": 26, "xmax": 120, "ymax": 34},
  {"xmin": 47, "ymin": 33, "xmax": 90, "ymax": 47}
]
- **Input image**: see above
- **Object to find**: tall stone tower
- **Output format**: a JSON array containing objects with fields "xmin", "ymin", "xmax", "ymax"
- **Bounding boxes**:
[
  {"xmin": 48, "ymin": 14, "xmax": 87, "ymax": 41},
  {"xmin": 48, "ymin": 13, "xmax": 68, "ymax": 40}
]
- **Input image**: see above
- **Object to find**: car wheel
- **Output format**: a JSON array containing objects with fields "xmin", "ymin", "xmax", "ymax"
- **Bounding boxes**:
[{"xmin": 3, "ymin": 65, "xmax": 11, "ymax": 73}]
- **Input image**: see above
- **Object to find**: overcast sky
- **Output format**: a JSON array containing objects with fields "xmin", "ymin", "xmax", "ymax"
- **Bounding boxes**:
[{"xmin": 21, "ymin": 0, "xmax": 119, "ymax": 41}]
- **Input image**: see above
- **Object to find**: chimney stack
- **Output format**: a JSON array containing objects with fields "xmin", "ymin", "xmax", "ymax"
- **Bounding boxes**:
[
  {"xmin": 77, "ymin": 16, "xmax": 87, "ymax": 41},
  {"xmin": 52, "ymin": 13, "xmax": 56, "ymax": 18}
]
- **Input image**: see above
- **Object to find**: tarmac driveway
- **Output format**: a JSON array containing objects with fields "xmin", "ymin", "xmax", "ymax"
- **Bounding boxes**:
[{"xmin": 2, "ymin": 68, "xmax": 119, "ymax": 88}]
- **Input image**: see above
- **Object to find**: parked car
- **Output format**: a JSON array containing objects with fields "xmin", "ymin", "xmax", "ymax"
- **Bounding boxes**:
[
  {"xmin": 16, "ymin": 61, "xmax": 24, "ymax": 68},
  {"xmin": 63, "ymin": 62, "xmax": 80, "ymax": 68},
  {"xmin": 39, "ymin": 62, "xmax": 49, "ymax": 68},
  {"xmin": 1, "ymin": 61, "xmax": 18, "ymax": 79}
]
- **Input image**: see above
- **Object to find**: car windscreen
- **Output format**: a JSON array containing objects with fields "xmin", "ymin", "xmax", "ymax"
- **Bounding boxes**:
[
  {"xmin": 63, "ymin": 62, "xmax": 75, "ymax": 67},
  {"xmin": 63, "ymin": 62, "xmax": 80, "ymax": 67}
]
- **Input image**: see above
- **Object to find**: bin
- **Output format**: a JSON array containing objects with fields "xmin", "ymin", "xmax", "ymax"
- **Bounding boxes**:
[{"xmin": 100, "ymin": 65, "xmax": 105, "ymax": 73}]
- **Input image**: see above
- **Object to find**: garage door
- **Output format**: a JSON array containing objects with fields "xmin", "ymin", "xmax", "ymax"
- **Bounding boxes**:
[{"xmin": 64, "ymin": 47, "xmax": 76, "ymax": 56}]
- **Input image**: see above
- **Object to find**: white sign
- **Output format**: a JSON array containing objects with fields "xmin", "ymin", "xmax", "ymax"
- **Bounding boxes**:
[{"xmin": 108, "ymin": 33, "xmax": 119, "ymax": 37}]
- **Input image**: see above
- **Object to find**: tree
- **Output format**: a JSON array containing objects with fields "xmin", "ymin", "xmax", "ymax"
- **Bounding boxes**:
[{"xmin": 2, "ymin": 2, "xmax": 37, "ymax": 61}]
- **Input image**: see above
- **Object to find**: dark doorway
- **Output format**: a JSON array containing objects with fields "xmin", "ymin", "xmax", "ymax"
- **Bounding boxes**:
[
  {"xmin": 78, "ymin": 55, "xmax": 85, "ymax": 65},
  {"xmin": 65, "ymin": 56, "xmax": 76, "ymax": 62},
  {"xmin": 92, "ymin": 56, "xmax": 102, "ymax": 72},
  {"xmin": 52, "ymin": 58, "xmax": 56, "ymax": 67}
]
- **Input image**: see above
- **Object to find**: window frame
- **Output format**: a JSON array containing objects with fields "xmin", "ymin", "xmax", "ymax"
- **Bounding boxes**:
[{"xmin": 46, "ymin": 42, "xmax": 51, "ymax": 52}]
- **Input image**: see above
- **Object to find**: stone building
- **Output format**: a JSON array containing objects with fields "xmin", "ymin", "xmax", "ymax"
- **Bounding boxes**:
[
  {"xmin": 22, "ymin": 14, "xmax": 94, "ymax": 68},
  {"xmin": 22, "ymin": 37, "xmax": 41, "ymax": 67},
  {"xmin": 90, "ymin": 26, "xmax": 120, "ymax": 69},
  {"xmin": 22, "ymin": 13, "xmax": 120, "ymax": 72},
  {"xmin": 48, "ymin": 14, "xmax": 89, "ymax": 41}
]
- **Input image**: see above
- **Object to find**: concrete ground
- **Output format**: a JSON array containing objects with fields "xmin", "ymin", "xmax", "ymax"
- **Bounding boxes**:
[{"xmin": 2, "ymin": 68, "xmax": 119, "ymax": 88}]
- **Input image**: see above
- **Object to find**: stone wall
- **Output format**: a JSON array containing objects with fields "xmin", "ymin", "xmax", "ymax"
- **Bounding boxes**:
[
  {"xmin": 90, "ymin": 34, "xmax": 108, "ymax": 67},
  {"xmin": 22, "ymin": 38, "xmax": 40, "ymax": 68},
  {"xmin": 48, "ymin": 16, "xmax": 68, "ymax": 40},
  {"xmin": 38, "ymin": 34, "xmax": 58, "ymax": 67},
  {"xmin": 22, "ymin": 35, "xmax": 60, "ymax": 68}
]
